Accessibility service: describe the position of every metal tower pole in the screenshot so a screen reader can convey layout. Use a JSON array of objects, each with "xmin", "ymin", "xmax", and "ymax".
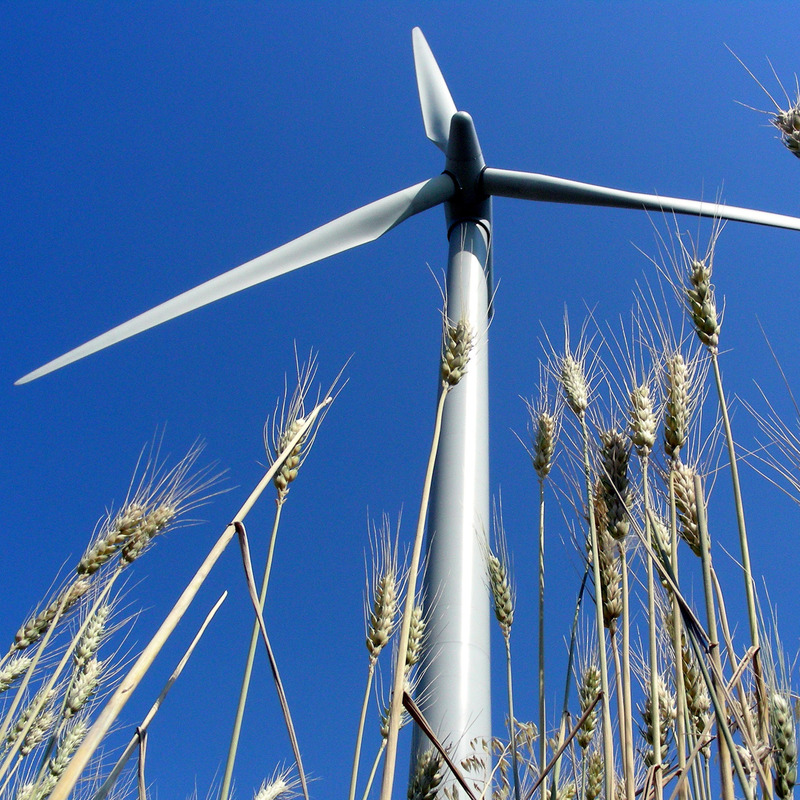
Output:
[
  {"xmin": 412, "ymin": 110, "xmax": 493, "ymax": 786},
  {"xmin": 413, "ymin": 218, "xmax": 492, "ymax": 781}
]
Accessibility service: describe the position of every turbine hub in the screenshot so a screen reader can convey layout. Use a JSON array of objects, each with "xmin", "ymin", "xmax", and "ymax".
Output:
[{"xmin": 444, "ymin": 111, "xmax": 490, "ymax": 236}]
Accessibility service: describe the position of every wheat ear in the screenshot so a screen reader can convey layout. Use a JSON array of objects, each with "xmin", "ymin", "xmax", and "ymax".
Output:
[
  {"xmin": 577, "ymin": 664, "xmax": 601, "ymax": 751},
  {"xmin": 349, "ymin": 519, "xmax": 400, "ymax": 800},
  {"xmin": 0, "ymin": 658, "xmax": 32, "ymax": 695},
  {"xmin": 253, "ymin": 766, "xmax": 302, "ymax": 800},
  {"xmin": 639, "ymin": 675, "xmax": 676, "ymax": 768},
  {"xmin": 408, "ymin": 748, "xmax": 444, "ymax": 800}
]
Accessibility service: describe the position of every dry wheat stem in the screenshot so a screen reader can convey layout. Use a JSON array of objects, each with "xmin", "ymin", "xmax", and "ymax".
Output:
[
  {"xmin": 550, "ymin": 571, "xmax": 588, "ymax": 800},
  {"xmin": 619, "ymin": 548, "xmax": 635, "ymax": 800},
  {"xmin": 660, "ymin": 481, "xmax": 753, "ymax": 800},
  {"xmin": 219, "ymin": 499, "xmax": 286, "ymax": 800},
  {"xmin": 93, "ymin": 591, "xmax": 227, "ymax": 800},
  {"xmin": 537, "ymin": 478, "xmax": 547, "ymax": 799},
  {"xmin": 665, "ymin": 597, "xmax": 763, "ymax": 799},
  {"xmin": 610, "ymin": 631, "xmax": 627, "ymax": 784},
  {"xmin": 666, "ymin": 470, "xmax": 688, "ymax": 800},
  {"xmin": 359, "ymin": 739, "xmax": 387, "ymax": 800},
  {"xmin": 402, "ymin": 692, "xmax": 479, "ymax": 800},
  {"xmin": 48, "ymin": 399, "xmax": 328, "ymax": 800},
  {"xmin": 349, "ymin": 664, "xmax": 379, "ymax": 800},
  {"xmin": 234, "ymin": 521, "xmax": 309, "ymax": 800},
  {"xmin": 710, "ymin": 571, "xmax": 763, "ymax": 780},
  {"xmin": 685, "ymin": 619, "xmax": 754, "ymax": 800},
  {"xmin": 715, "ymin": 642, "xmax": 771, "ymax": 795},
  {"xmin": 503, "ymin": 636, "xmax": 522, "ymax": 800},
  {"xmin": 693, "ymin": 469, "xmax": 734, "ymax": 798},
  {"xmin": 712, "ymin": 350, "xmax": 770, "ymax": 751},
  {"xmin": 379, "ymin": 385, "xmax": 449, "ymax": 800},
  {"xmin": 640, "ymin": 463, "xmax": 664, "ymax": 800},
  {"xmin": 710, "ymin": 354, "xmax": 760, "ymax": 647},
  {"xmin": 135, "ymin": 727, "xmax": 147, "ymax": 800},
  {"xmin": 578, "ymin": 416, "xmax": 615, "ymax": 800}
]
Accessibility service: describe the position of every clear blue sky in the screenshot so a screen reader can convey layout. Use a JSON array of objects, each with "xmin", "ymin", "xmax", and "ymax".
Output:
[{"xmin": 3, "ymin": 3, "xmax": 800, "ymax": 798}]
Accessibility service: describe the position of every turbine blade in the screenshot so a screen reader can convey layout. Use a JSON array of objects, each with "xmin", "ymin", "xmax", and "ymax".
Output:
[
  {"xmin": 482, "ymin": 168, "xmax": 800, "ymax": 231},
  {"xmin": 412, "ymin": 28, "xmax": 457, "ymax": 153},
  {"xmin": 17, "ymin": 173, "xmax": 455, "ymax": 384}
]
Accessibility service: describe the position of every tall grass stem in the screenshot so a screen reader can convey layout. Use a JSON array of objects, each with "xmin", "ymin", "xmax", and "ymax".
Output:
[
  {"xmin": 93, "ymin": 591, "xmax": 227, "ymax": 800},
  {"xmin": 693, "ymin": 473, "xmax": 734, "ymax": 800},
  {"xmin": 234, "ymin": 521, "xmax": 309, "ymax": 800},
  {"xmin": 668, "ymin": 470, "xmax": 688, "ymax": 800},
  {"xmin": 642, "ymin": 464, "xmax": 663, "ymax": 800},
  {"xmin": 579, "ymin": 416, "xmax": 614, "ymax": 800},
  {"xmin": 378, "ymin": 387, "xmax": 448, "ymax": 800},
  {"xmin": 537, "ymin": 478, "xmax": 547, "ymax": 799},
  {"xmin": 348, "ymin": 664, "xmax": 376, "ymax": 800},
  {"xmin": 219, "ymin": 500, "xmax": 285, "ymax": 800}
]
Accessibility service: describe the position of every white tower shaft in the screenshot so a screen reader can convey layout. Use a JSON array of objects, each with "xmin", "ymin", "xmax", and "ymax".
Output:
[{"xmin": 413, "ymin": 220, "xmax": 491, "ymax": 783}]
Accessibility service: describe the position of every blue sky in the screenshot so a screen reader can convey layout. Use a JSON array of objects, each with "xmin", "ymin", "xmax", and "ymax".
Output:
[{"xmin": 3, "ymin": 3, "xmax": 800, "ymax": 798}]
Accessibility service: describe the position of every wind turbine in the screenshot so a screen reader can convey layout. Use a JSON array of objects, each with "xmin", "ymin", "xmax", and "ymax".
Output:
[{"xmin": 16, "ymin": 26, "xmax": 800, "ymax": 788}]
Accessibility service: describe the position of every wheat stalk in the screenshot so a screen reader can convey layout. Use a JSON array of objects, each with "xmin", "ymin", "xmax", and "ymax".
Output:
[
  {"xmin": 379, "ymin": 306, "xmax": 474, "ymax": 800},
  {"xmin": 554, "ymin": 317, "xmax": 614, "ymax": 800}
]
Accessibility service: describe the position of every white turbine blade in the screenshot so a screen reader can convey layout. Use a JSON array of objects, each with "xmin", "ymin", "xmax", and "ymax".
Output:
[
  {"xmin": 17, "ymin": 173, "xmax": 455, "ymax": 385},
  {"xmin": 483, "ymin": 168, "xmax": 800, "ymax": 231},
  {"xmin": 412, "ymin": 27, "xmax": 457, "ymax": 153}
]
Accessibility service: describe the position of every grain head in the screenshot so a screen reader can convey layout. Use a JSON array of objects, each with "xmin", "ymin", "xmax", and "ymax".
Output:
[
  {"xmin": 671, "ymin": 461, "xmax": 702, "ymax": 557},
  {"xmin": 254, "ymin": 766, "xmax": 301, "ymax": 800},
  {"xmin": 441, "ymin": 318, "xmax": 475, "ymax": 388},
  {"xmin": 629, "ymin": 380, "xmax": 657, "ymax": 459},
  {"xmin": 599, "ymin": 428, "xmax": 632, "ymax": 541},
  {"xmin": 408, "ymin": 748, "xmax": 444, "ymax": 800}
]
